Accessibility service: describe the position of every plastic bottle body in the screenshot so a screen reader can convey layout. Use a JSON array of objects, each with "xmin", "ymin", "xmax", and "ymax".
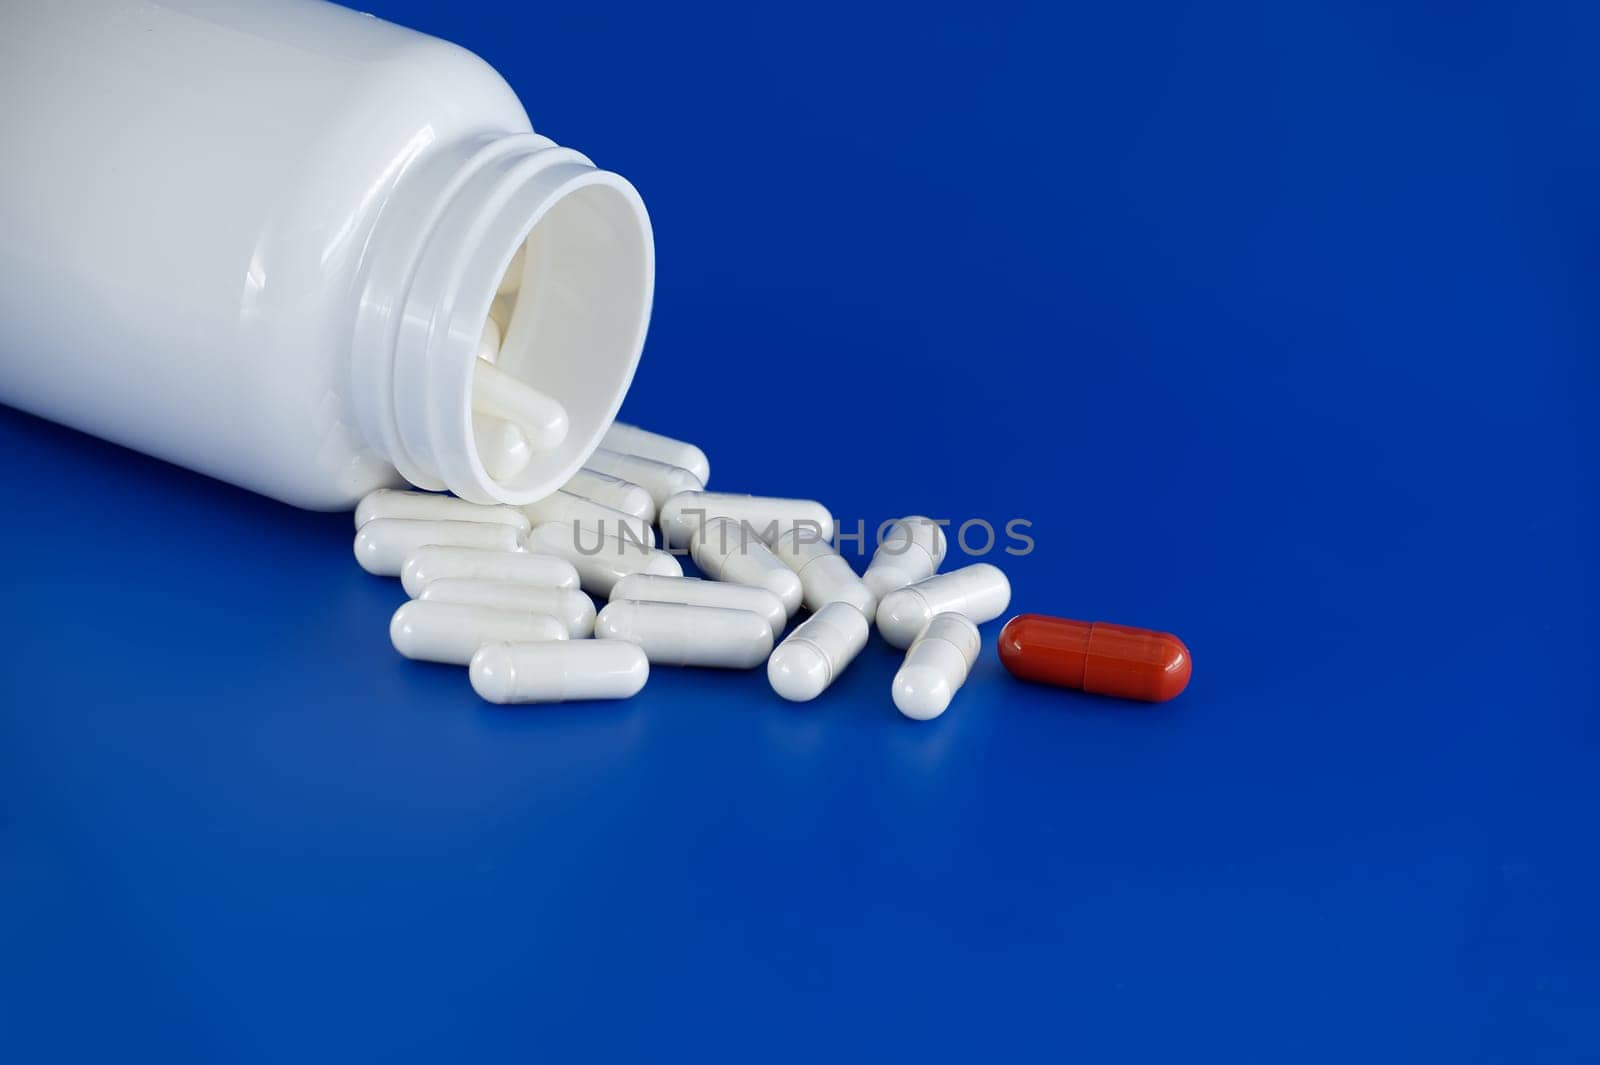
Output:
[{"xmin": 0, "ymin": 0, "xmax": 652, "ymax": 509}]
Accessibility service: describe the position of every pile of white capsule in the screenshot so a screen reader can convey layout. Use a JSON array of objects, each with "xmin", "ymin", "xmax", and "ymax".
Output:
[{"xmin": 353, "ymin": 422, "xmax": 1011, "ymax": 720}]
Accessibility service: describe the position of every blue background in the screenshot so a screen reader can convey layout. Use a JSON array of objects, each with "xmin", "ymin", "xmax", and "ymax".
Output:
[{"xmin": 2, "ymin": 1, "xmax": 1596, "ymax": 1061}]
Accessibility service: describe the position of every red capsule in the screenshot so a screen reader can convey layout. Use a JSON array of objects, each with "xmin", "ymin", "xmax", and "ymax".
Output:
[{"xmin": 998, "ymin": 614, "xmax": 1192, "ymax": 703}]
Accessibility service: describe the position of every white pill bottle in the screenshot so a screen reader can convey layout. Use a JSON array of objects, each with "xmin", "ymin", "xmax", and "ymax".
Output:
[{"xmin": 0, "ymin": 0, "xmax": 653, "ymax": 509}]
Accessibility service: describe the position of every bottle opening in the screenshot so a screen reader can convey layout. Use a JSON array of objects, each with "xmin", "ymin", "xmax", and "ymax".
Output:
[
  {"xmin": 362, "ymin": 138, "xmax": 654, "ymax": 507},
  {"xmin": 472, "ymin": 179, "xmax": 652, "ymax": 499}
]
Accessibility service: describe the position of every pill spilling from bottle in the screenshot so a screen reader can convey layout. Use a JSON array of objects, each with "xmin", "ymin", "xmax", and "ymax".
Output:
[
  {"xmin": 352, "ymin": 417, "xmax": 1192, "ymax": 714},
  {"xmin": 4, "ymin": 0, "xmax": 1199, "ymax": 722}
]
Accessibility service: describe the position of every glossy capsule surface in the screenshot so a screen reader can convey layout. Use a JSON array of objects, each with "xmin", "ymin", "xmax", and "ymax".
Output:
[
  {"xmin": 419, "ymin": 578, "xmax": 597, "ymax": 637},
  {"xmin": 875, "ymin": 563, "xmax": 1011, "ymax": 649},
  {"xmin": 473, "ymin": 413, "xmax": 533, "ymax": 482},
  {"xmin": 600, "ymin": 422, "xmax": 711, "ymax": 486},
  {"xmin": 353, "ymin": 488, "xmax": 530, "ymax": 532},
  {"xmin": 471, "ymin": 359, "xmax": 570, "ymax": 453},
  {"xmin": 893, "ymin": 613, "xmax": 980, "ymax": 721},
  {"xmin": 609, "ymin": 573, "xmax": 788, "ymax": 640},
  {"xmin": 470, "ymin": 640, "xmax": 649, "ymax": 705},
  {"xmin": 658, "ymin": 491, "xmax": 833, "ymax": 549},
  {"xmin": 771, "ymin": 528, "xmax": 876, "ymax": 618},
  {"xmin": 998, "ymin": 614, "xmax": 1192, "ymax": 703},
  {"xmin": 354, "ymin": 518, "xmax": 523, "ymax": 577},
  {"xmin": 561, "ymin": 468, "xmax": 657, "ymax": 522},
  {"xmin": 522, "ymin": 490, "xmax": 656, "ymax": 547},
  {"xmin": 595, "ymin": 601, "xmax": 773, "ymax": 669},
  {"xmin": 767, "ymin": 602, "xmax": 869, "ymax": 702},
  {"xmin": 399, "ymin": 545, "xmax": 579, "ymax": 598},
  {"xmin": 524, "ymin": 521, "xmax": 682, "ymax": 597},
  {"xmin": 863, "ymin": 516, "xmax": 947, "ymax": 598},
  {"xmin": 389, "ymin": 601, "xmax": 567, "ymax": 665},
  {"xmin": 584, "ymin": 447, "xmax": 704, "ymax": 508},
  {"xmin": 689, "ymin": 517, "xmax": 804, "ymax": 617}
]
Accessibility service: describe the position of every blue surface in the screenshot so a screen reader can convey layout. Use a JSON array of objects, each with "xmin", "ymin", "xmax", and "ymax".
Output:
[{"xmin": 3, "ymin": 2, "xmax": 1597, "ymax": 1061}]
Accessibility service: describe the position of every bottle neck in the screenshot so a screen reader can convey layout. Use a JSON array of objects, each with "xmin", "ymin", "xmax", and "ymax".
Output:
[{"xmin": 352, "ymin": 133, "xmax": 653, "ymax": 504}]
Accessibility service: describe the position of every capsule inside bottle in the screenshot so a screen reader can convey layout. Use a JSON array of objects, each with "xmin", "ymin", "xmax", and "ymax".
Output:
[{"xmin": 998, "ymin": 614, "xmax": 1192, "ymax": 703}]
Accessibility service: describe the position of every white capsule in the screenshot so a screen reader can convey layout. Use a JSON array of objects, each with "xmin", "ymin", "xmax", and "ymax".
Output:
[
  {"xmin": 771, "ymin": 529, "xmax": 877, "ymax": 618},
  {"xmin": 354, "ymin": 518, "xmax": 522, "ymax": 577},
  {"xmin": 658, "ymin": 491, "xmax": 833, "ymax": 549},
  {"xmin": 562, "ymin": 468, "xmax": 658, "ymax": 522},
  {"xmin": 600, "ymin": 422, "xmax": 711, "ymax": 486},
  {"xmin": 875, "ymin": 563, "xmax": 1012, "ymax": 649},
  {"xmin": 892, "ymin": 614, "xmax": 981, "ymax": 721},
  {"xmin": 472, "ymin": 360, "xmax": 569, "ymax": 453},
  {"xmin": 419, "ymin": 578, "xmax": 596, "ymax": 638},
  {"xmin": 862, "ymin": 516, "xmax": 948, "ymax": 599},
  {"xmin": 389, "ymin": 600, "xmax": 567, "ymax": 666},
  {"xmin": 399, "ymin": 545, "xmax": 579, "ymax": 598},
  {"xmin": 524, "ymin": 521, "xmax": 682, "ymax": 597},
  {"xmin": 583, "ymin": 447, "xmax": 704, "ymax": 508},
  {"xmin": 470, "ymin": 640, "xmax": 649, "ymax": 704},
  {"xmin": 609, "ymin": 574, "xmax": 788, "ymax": 640},
  {"xmin": 353, "ymin": 488, "xmax": 530, "ymax": 533},
  {"xmin": 521, "ymin": 490, "xmax": 656, "ymax": 547},
  {"xmin": 473, "ymin": 413, "xmax": 532, "ymax": 481},
  {"xmin": 767, "ymin": 602, "xmax": 870, "ymax": 702},
  {"xmin": 689, "ymin": 517, "xmax": 804, "ymax": 617},
  {"xmin": 595, "ymin": 601, "xmax": 773, "ymax": 669}
]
